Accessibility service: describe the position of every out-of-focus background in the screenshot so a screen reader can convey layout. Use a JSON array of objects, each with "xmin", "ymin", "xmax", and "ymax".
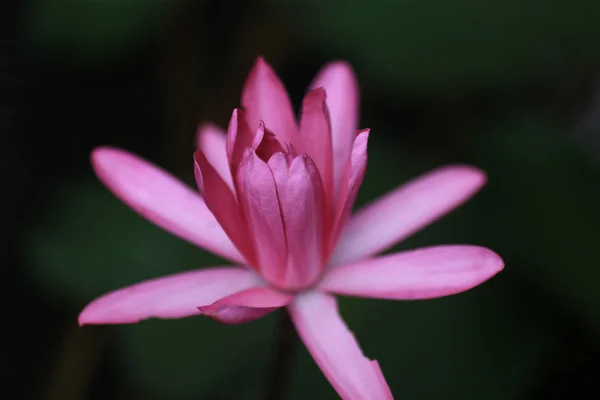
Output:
[{"xmin": 4, "ymin": 0, "xmax": 600, "ymax": 399}]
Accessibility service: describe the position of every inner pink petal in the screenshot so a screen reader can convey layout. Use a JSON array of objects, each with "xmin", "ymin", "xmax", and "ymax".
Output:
[
  {"xmin": 309, "ymin": 61, "xmax": 359, "ymax": 201},
  {"xmin": 298, "ymin": 88, "xmax": 334, "ymax": 203},
  {"xmin": 235, "ymin": 151, "xmax": 287, "ymax": 286},
  {"xmin": 194, "ymin": 151, "xmax": 256, "ymax": 265},
  {"xmin": 241, "ymin": 57, "xmax": 297, "ymax": 144}
]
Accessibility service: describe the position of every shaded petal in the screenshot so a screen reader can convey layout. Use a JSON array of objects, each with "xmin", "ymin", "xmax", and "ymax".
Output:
[
  {"xmin": 299, "ymin": 88, "xmax": 334, "ymax": 202},
  {"xmin": 241, "ymin": 57, "xmax": 297, "ymax": 144},
  {"xmin": 310, "ymin": 62, "xmax": 359, "ymax": 199},
  {"xmin": 196, "ymin": 123, "xmax": 233, "ymax": 189},
  {"xmin": 331, "ymin": 165, "xmax": 486, "ymax": 266},
  {"xmin": 79, "ymin": 267, "xmax": 260, "ymax": 325},
  {"xmin": 321, "ymin": 245, "xmax": 503, "ymax": 300},
  {"xmin": 91, "ymin": 147, "xmax": 243, "ymax": 263},
  {"xmin": 199, "ymin": 287, "xmax": 292, "ymax": 324},
  {"xmin": 194, "ymin": 151, "xmax": 256, "ymax": 265},
  {"xmin": 255, "ymin": 123, "xmax": 284, "ymax": 161},
  {"xmin": 281, "ymin": 155, "xmax": 326, "ymax": 289},
  {"xmin": 236, "ymin": 150, "xmax": 287, "ymax": 286},
  {"xmin": 288, "ymin": 292, "xmax": 393, "ymax": 400}
]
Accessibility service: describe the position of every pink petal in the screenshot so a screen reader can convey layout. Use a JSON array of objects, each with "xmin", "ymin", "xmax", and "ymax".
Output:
[
  {"xmin": 235, "ymin": 150, "xmax": 287, "ymax": 286},
  {"xmin": 255, "ymin": 123, "xmax": 284, "ymax": 161},
  {"xmin": 321, "ymin": 245, "xmax": 503, "ymax": 300},
  {"xmin": 91, "ymin": 147, "xmax": 243, "ymax": 263},
  {"xmin": 331, "ymin": 129, "xmax": 369, "ymax": 250},
  {"xmin": 310, "ymin": 62, "xmax": 359, "ymax": 199},
  {"xmin": 225, "ymin": 109, "xmax": 255, "ymax": 176},
  {"xmin": 299, "ymin": 88, "xmax": 334, "ymax": 202},
  {"xmin": 199, "ymin": 287, "xmax": 293, "ymax": 324},
  {"xmin": 195, "ymin": 123, "xmax": 233, "ymax": 189},
  {"xmin": 241, "ymin": 57, "xmax": 297, "ymax": 144},
  {"xmin": 78, "ymin": 267, "xmax": 261, "ymax": 325},
  {"xmin": 331, "ymin": 165, "xmax": 487, "ymax": 266},
  {"xmin": 281, "ymin": 155, "xmax": 326, "ymax": 289},
  {"xmin": 194, "ymin": 151, "xmax": 256, "ymax": 265},
  {"xmin": 288, "ymin": 292, "xmax": 393, "ymax": 400}
]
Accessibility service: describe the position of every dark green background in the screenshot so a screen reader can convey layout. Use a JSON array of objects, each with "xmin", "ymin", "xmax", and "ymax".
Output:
[{"xmin": 4, "ymin": 0, "xmax": 599, "ymax": 399}]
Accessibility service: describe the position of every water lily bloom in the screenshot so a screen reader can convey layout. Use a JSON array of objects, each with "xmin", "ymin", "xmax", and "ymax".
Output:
[{"xmin": 79, "ymin": 57, "xmax": 503, "ymax": 399}]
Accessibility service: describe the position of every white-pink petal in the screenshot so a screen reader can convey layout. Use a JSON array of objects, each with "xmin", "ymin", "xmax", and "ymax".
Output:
[
  {"xmin": 91, "ymin": 147, "xmax": 243, "ymax": 264},
  {"xmin": 196, "ymin": 123, "xmax": 233, "ymax": 189},
  {"xmin": 199, "ymin": 287, "xmax": 293, "ymax": 324},
  {"xmin": 78, "ymin": 267, "xmax": 261, "ymax": 325},
  {"xmin": 321, "ymin": 245, "xmax": 503, "ymax": 300},
  {"xmin": 288, "ymin": 292, "xmax": 393, "ymax": 400},
  {"xmin": 309, "ymin": 61, "xmax": 359, "ymax": 199},
  {"xmin": 331, "ymin": 165, "xmax": 486, "ymax": 266}
]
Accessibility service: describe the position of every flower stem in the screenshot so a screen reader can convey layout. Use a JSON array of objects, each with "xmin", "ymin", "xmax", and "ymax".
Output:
[{"xmin": 264, "ymin": 309, "xmax": 297, "ymax": 400}]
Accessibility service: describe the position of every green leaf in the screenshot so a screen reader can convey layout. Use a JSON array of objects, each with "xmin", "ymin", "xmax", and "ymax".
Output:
[
  {"xmin": 291, "ymin": 0, "xmax": 600, "ymax": 91},
  {"xmin": 24, "ymin": 177, "xmax": 219, "ymax": 304}
]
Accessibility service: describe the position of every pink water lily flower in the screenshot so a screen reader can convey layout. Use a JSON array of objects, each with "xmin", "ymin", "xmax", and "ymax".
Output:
[{"xmin": 79, "ymin": 57, "xmax": 503, "ymax": 399}]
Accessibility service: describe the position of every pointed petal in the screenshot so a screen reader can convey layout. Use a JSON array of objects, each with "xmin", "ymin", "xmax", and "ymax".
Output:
[
  {"xmin": 78, "ymin": 267, "xmax": 260, "ymax": 325},
  {"xmin": 194, "ymin": 151, "xmax": 256, "ymax": 265},
  {"xmin": 331, "ymin": 129, "xmax": 369, "ymax": 249},
  {"xmin": 280, "ymin": 155, "xmax": 326, "ymax": 289},
  {"xmin": 299, "ymin": 88, "xmax": 334, "ymax": 201},
  {"xmin": 241, "ymin": 57, "xmax": 297, "ymax": 144},
  {"xmin": 199, "ymin": 287, "xmax": 293, "ymax": 324},
  {"xmin": 321, "ymin": 245, "xmax": 503, "ymax": 300},
  {"xmin": 225, "ymin": 109, "xmax": 255, "ymax": 172},
  {"xmin": 310, "ymin": 62, "xmax": 359, "ymax": 198},
  {"xmin": 288, "ymin": 292, "xmax": 393, "ymax": 400},
  {"xmin": 236, "ymin": 151, "xmax": 287, "ymax": 286},
  {"xmin": 331, "ymin": 165, "xmax": 487, "ymax": 266},
  {"xmin": 196, "ymin": 123, "xmax": 233, "ymax": 189},
  {"xmin": 91, "ymin": 147, "xmax": 243, "ymax": 263}
]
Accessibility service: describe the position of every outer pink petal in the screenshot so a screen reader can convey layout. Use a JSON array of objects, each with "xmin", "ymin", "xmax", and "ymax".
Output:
[
  {"xmin": 299, "ymin": 88, "xmax": 334, "ymax": 202},
  {"xmin": 91, "ymin": 147, "xmax": 243, "ymax": 264},
  {"xmin": 321, "ymin": 245, "xmax": 503, "ymax": 300},
  {"xmin": 241, "ymin": 57, "xmax": 297, "ymax": 144},
  {"xmin": 236, "ymin": 150, "xmax": 287, "ymax": 286},
  {"xmin": 199, "ymin": 287, "xmax": 293, "ymax": 324},
  {"xmin": 194, "ymin": 151, "xmax": 256, "ymax": 265},
  {"xmin": 196, "ymin": 123, "xmax": 233, "ymax": 189},
  {"xmin": 310, "ymin": 61, "xmax": 359, "ymax": 199},
  {"xmin": 331, "ymin": 165, "xmax": 487, "ymax": 266},
  {"xmin": 281, "ymin": 155, "xmax": 326, "ymax": 289},
  {"xmin": 288, "ymin": 292, "xmax": 393, "ymax": 400},
  {"xmin": 78, "ymin": 267, "xmax": 261, "ymax": 325}
]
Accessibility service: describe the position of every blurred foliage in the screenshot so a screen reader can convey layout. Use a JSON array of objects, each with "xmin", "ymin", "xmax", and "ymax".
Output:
[
  {"xmin": 293, "ymin": 0, "xmax": 600, "ymax": 90},
  {"xmin": 26, "ymin": 0, "xmax": 169, "ymax": 61},
  {"xmin": 8, "ymin": 0, "xmax": 600, "ymax": 398},
  {"xmin": 470, "ymin": 113, "xmax": 600, "ymax": 331}
]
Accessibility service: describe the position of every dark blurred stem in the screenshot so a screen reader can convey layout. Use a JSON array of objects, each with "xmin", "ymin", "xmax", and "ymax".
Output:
[{"xmin": 264, "ymin": 310, "xmax": 297, "ymax": 400}]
